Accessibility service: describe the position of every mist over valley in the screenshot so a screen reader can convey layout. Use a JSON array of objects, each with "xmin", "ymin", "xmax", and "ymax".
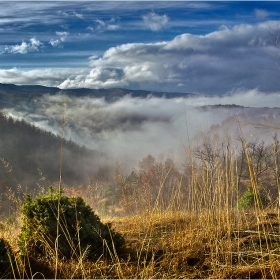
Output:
[{"xmin": 0, "ymin": 84, "xmax": 279, "ymax": 185}]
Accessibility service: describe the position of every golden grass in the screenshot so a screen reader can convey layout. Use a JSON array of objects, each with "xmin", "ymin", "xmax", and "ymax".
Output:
[
  {"xmin": 2, "ymin": 207, "xmax": 280, "ymax": 279},
  {"xmin": 1, "ymin": 133, "xmax": 280, "ymax": 278}
]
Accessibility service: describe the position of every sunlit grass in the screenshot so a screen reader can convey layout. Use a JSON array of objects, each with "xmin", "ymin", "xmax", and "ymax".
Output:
[{"xmin": 1, "ymin": 132, "xmax": 280, "ymax": 279}]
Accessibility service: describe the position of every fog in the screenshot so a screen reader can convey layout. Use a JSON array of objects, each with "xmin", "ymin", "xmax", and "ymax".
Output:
[{"xmin": 3, "ymin": 89, "xmax": 280, "ymax": 170}]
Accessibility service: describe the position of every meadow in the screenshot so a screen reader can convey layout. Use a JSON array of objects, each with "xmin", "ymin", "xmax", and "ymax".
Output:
[{"xmin": 1, "ymin": 130, "xmax": 280, "ymax": 279}]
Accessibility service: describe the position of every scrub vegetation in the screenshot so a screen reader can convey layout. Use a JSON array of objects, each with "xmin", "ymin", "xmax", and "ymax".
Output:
[{"xmin": 1, "ymin": 124, "xmax": 280, "ymax": 279}]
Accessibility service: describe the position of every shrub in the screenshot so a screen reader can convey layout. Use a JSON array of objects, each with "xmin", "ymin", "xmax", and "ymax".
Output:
[
  {"xmin": 18, "ymin": 189, "xmax": 125, "ymax": 260},
  {"xmin": 237, "ymin": 187, "xmax": 269, "ymax": 209}
]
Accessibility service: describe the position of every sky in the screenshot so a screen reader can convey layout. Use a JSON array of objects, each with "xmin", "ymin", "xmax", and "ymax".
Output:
[{"xmin": 1, "ymin": 1, "xmax": 280, "ymax": 95}]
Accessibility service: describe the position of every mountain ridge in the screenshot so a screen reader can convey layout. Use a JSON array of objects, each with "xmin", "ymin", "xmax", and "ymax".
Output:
[{"xmin": 0, "ymin": 83, "xmax": 195, "ymax": 101}]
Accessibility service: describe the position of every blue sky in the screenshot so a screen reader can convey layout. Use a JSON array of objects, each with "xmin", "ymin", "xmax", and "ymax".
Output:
[{"xmin": 1, "ymin": 1, "xmax": 280, "ymax": 95}]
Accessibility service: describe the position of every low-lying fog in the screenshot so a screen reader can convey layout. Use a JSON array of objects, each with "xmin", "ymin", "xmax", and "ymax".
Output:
[{"xmin": 3, "ymin": 88, "xmax": 280, "ymax": 170}]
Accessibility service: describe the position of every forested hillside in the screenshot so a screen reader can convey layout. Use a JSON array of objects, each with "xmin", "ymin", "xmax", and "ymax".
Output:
[{"xmin": 0, "ymin": 112, "xmax": 104, "ymax": 214}]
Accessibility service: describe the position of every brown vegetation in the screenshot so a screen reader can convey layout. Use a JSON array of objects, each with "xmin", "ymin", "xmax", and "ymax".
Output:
[{"xmin": 1, "ymin": 133, "xmax": 280, "ymax": 279}]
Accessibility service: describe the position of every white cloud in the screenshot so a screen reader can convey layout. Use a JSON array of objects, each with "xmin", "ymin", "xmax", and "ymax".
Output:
[
  {"xmin": 58, "ymin": 10, "xmax": 84, "ymax": 19},
  {"xmin": 142, "ymin": 12, "xmax": 169, "ymax": 31},
  {"xmin": 73, "ymin": 11, "xmax": 83, "ymax": 19},
  {"xmin": 4, "ymin": 38, "xmax": 43, "ymax": 54},
  {"xmin": 83, "ymin": 21, "xmax": 280, "ymax": 94},
  {"xmin": 255, "ymin": 9, "xmax": 269, "ymax": 19},
  {"xmin": 49, "ymin": 39, "xmax": 61, "ymax": 48},
  {"xmin": 49, "ymin": 31, "xmax": 70, "ymax": 48},
  {"xmin": 56, "ymin": 31, "xmax": 69, "ymax": 42},
  {"xmin": 59, "ymin": 68, "xmax": 128, "ymax": 89},
  {"xmin": 87, "ymin": 18, "xmax": 119, "ymax": 33},
  {"xmin": 0, "ymin": 68, "xmax": 82, "ymax": 87},
  {"xmin": 86, "ymin": 26, "xmax": 94, "ymax": 32},
  {"xmin": 95, "ymin": 19, "xmax": 107, "ymax": 31},
  {"xmin": 1, "ymin": 21, "xmax": 280, "ymax": 95}
]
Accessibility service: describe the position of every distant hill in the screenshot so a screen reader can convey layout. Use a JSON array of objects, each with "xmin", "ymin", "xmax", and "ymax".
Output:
[
  {"xmin": 0, "ymin": 83, "xmax": 195, "ymax": 103},
  {"xmin": 195, "ymin": 105, "xmax": 280, "ymax": 148},
  {"xmin": 0, "ymin": 83, "xmax": 59, "ymax": 95}
]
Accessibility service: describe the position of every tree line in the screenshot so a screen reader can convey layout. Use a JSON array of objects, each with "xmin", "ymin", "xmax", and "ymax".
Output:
[{"xmin": 66, "ymin": 135, "xmax": 280, "ymax": 216}]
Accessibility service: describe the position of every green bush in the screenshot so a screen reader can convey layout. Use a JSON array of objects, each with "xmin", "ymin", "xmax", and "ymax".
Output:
[
  {"xmin": 18, "ymin": 189, "xmax": 125, "ymax": 260},
  {"xmin": 237, "ymin": 187, "xmax": 269, "ymax": 209}
]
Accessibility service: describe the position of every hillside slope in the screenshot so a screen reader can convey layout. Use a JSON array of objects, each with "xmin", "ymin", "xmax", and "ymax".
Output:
[{"xmin": 0, "ymin": 112, "xmax": 104, "ymax": 214}]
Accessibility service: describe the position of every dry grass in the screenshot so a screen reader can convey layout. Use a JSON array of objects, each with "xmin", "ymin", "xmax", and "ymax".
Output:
[
  {"xmin": 113, "ymin": 209, "xmax": 280, "ymax": 279},
  {"xmin": 1, "ymin": 133, "xmax": 280, "ymax": 279},
  {"xmin": 2, "ymin": 208, "xmax": 280, "ymax": 279}
]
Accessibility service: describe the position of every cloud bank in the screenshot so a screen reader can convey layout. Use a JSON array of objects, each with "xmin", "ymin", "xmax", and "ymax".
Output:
[
  {"xmin": 1, "ymin": 21, "xmax": 280, "ymax": 95},
  {"xmin": 4, "ymin": 90, "xmax": 280, "ymax": 170}
]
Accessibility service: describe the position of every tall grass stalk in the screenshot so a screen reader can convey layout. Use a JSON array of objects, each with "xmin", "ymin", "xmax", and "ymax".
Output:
[
  {"xmin": 55, "ymin": 99, "xmax": 67, "ymax": 279},
  {"xmin": 238, "ymin": 119, "xmax": 277, "ymax": 278}
]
